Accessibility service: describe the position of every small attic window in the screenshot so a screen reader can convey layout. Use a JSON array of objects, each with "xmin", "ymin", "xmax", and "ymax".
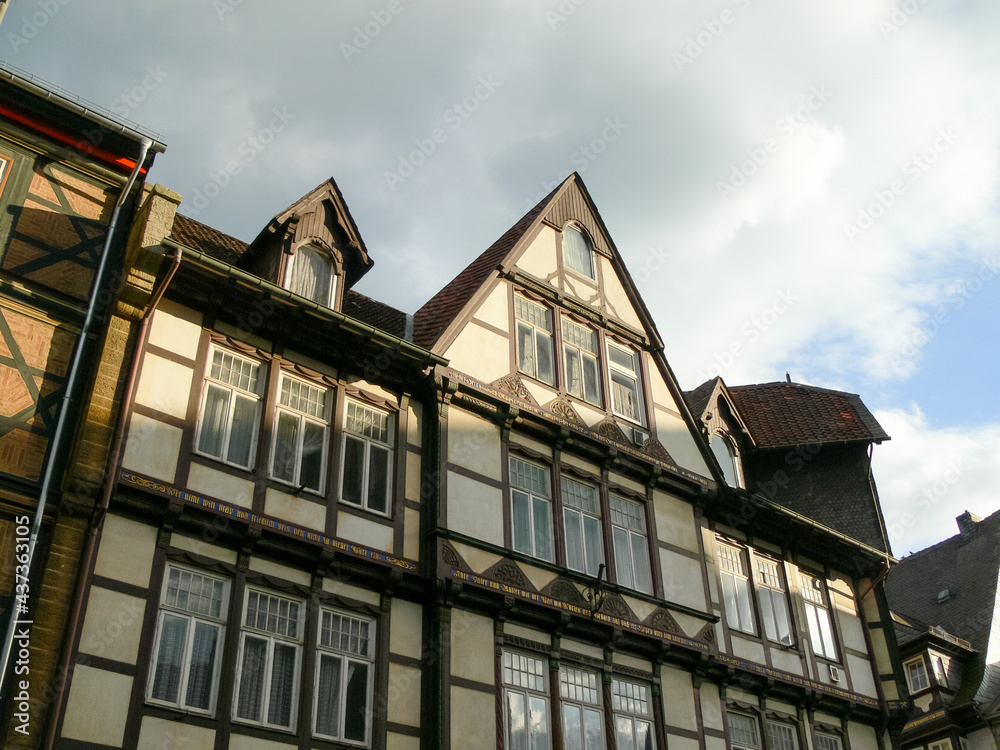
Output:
[
  {"xmin": 711, "ymin": 433, "xmax": 743, "ymax": 488},
  {"xmin": 286, "ymin": 245, "xmax": 337, "ymax": 307},
  {"xmin": 563, "ymin": 225, "xmax": 595, "ymax": 279},
  {"xmin": 937, "ymin": 588, "xmax": 952, "ymax": 603}
]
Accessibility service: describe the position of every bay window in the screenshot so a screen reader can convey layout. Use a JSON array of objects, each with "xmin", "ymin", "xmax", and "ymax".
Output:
[
  {"xmin": 502, "ymin": 651, "xmax": 551, "ymax": 750},
  {"xmin": 147, "ymin": 565, "xmax": 229, "ymax": 714},
  {"xmin": 271, "ymin": 374, "xmax": 330, "ymax": 493},
  {"xmin": 611, "ymin": 678, "xmax": 656, "ymax": 750},
  {"xmin": 196, "ymin": 347, "xmax": 262, "ymax": 469},
  {"xmin": 561, "ymin": 476, "xmax": 604, "ymax": 577},
  {"xmin": 607, "ymin": 342, "xmax": 644, "ymax": 424},
  {"xmin": 510, "ymin": 456, "xmax": 554, "ymax": 562},
  {"xmin": 559, "ymin": 665, "xmax": 604, "ymax": 750},
  {"xmin": 313, "ymin": 608, "xmax": 375, "ymax": 745},
  {"xmin": 562, "ymin": 318, "xmax": 602, "ymax": 406},
  {"xmin": 341, "ymin": 400, "xmax": 393, "ymax": 515},
  {"xmin": 801, "ymin": 572, "xmax": 838, "ymax": 660},
  {"xmin": 610, "ymin": 494, "xmax": 652, "ymax": 594},
  {"xmin": 515, "ymin": 296, "xmax": 555, "ymax": 385}
]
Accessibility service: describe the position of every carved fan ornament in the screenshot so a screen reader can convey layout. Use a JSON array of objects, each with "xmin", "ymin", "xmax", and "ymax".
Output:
[
  {"xmin": 495, "ymin": 375, "xmax": 535, "ymax": 404},
  {"xmin": 697, "ymin": 622, "xmax": 717, "ymax": 645},
  {"xmin": 441, "ymin": 542, "xmax": 464, "ymax": 571},
  {"xmin": 601, "ymin": 593, "xmax": 633, "ymax": 621},
  {"xmin": 642, "ymin": 437, "xmax": 676, "ymax": 466},
  {"xmin": 549, "ymin": 578, "xmax": 584, "ymax": 607},
  {"xmin": 548, "ymin": 398, "xmax": 582, "ymax": 425},
  {"xmin": 649, "ymin": 608, "xmax": 681, "ymax": 634},
  {"xmin": 490, "ymin": 560, "xmax": 533, "ymax": 590},
  {"xmin": 596, "ymin": 418, "xmax": 629, "ymax": 444}
]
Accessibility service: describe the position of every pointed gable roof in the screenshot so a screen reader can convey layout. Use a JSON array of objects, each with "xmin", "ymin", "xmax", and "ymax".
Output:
[{"xmin": 412, "ymin": 182, "xmax": 562, "ymax": 350}]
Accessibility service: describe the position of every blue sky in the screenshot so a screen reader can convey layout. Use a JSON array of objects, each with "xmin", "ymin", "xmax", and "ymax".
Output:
[{"xmin": 2, "ymin": 0, "xmax": 997, "ymax": 556}]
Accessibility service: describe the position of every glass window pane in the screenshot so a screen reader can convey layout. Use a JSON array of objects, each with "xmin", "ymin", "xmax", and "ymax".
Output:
[
  {"xmin": 507, "ymin": 691, "xmax": 528, "ymax": 750},
  {"xmin": 584, "ymin": 708, "xmax": 604, "ymax": 750},
  {"xmin": 759, "ymin": 588, "xmax": 777, "ymax": 641},
  {"xmin": 736, "ymin": 578, "xmax": 755, "ymax": 635},
  {"xmin": 512, "ymin": 490, "xmax": 533, "ymax": 555},
  {"xmin": 564, "ymin": 509, "xmax": 585, "ymax": 572},
  {"xmin": 268, "ymin": 642, "xmax": 297, "ymax": 727},
  {"xmin": 227, "ymin": 393, "xmax": 257, "ymax": 466},
  {"xmin": 518, "ymin": 323, "xmax": 535, "ymax": 376},
  {"xmin": 271, "ymin": 411, "xmax": 300, "ymax": 483},
  {"xmin": 236, "ymin": 636, "xmax": 268, "ymax": 721},
  {"xmin": 344, "ymin": 660, "xmax": 369, "ymax": 742},
  {"xmin": 564, "ymin": 227, "xmax": 594, "ymax": 278},
  {"xmin": 583, "ymin": 515, "xmax": 604, "ymax": 577},
  {"xmin": 300, "ymin": 420, "xmax": 326, "ymax": 491},
  {"xmin": 537, "ymin": 332, "xmax": 555, "ymax": 385},
  {"xmin": 772, "ymin": 592, "xmax": 792, "ymax": 645},
  {"xmin": 529, "ymin": 695, "xmax": 551, "ymax": 750},
  {"xmin": 614, "ymin": 526, "xmax": 633, "ymax": 588},
  {"xmin": 533, "ymin": 497, "xmax": 553, "ymax": 562},
  {"xmin": 563, "ymin": 704, "xmax": 583, "ymax": 750},
  {"xmin": 616, "ymin": 715, "xmax": 637, "ymax": 750},
  {"xmin": 630, "ymin": 533, "xmax": 653, "ymax": 594},
  {"xmin": 315, "ymin": 653, "xmax": 342, "ymax": 738},
  {"xmin": 151, "ymin": 614, "xmax": 188, "ymax": 703},
  {"xmin": 817, "ymin": 607, "xmax": 837, "ymax": 659},
  {"xmin": 721, "ymin": 573, "xmax": 740, "ymax": 630},
  {"xmin": 583, "ymin": 354, "xmax": 601, "ymax": 405},
  {"xmin": 184, "ymin": 621, "xmax": 219, "ymax": 711},
  {"xmin": 566, "ymin": 346, "xmax": 583, "ymax": 398},
  {"xmin": 198, "ymin": 385, "xmax": 229, "ymax": 458},
  {"xmin": 635, "ymin": 720, "xmax": 655, "ymax": 750},
  {"xmin": 367, "ymin": 445, "xmax": 390, "ymax": 513},
  {"xmin": 342, "ymin": 436, "xmax": 365, "ymax": 504}
]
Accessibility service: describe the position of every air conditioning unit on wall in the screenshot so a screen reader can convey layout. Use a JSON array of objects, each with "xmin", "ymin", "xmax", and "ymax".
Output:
[{"xmin": 829, "ymin": 665, "xmax": 842, "ymax": 684}]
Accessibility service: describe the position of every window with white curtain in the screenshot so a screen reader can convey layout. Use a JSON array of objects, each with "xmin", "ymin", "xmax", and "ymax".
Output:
[
  {"xmin": 561, "ymin": 476, "xmax": 604, "ymax": 577},
  {"xmin": 313, "ymin": 608, "xmax": 375, "ymax": 745},
  {"xmin": 340, "ymin": 400, "xmax": 393, "ymax": 515},
  {"xmin": 562, "ymin": 318, "xmax": 602, "ymax": 406},
  {"xmin": 233, "ymin": 588, "xmax": 303, "ymax": 730},
  {"xmin": 765, "ymin": 720, "xmax": 799, "ymax": 750},
  {"xmin": 727, "ymin": 712, "xmax": 761, "ymax": 750},
  {"xmin": 718, "ymin": 544, "xmax": 756, "ymax": 636},
  {"xmin": 509, "ymin": 456, "xmax": 554, "ymax": 562},
  {"xmin": 195, "ymin": 347, "xmax": 262, "ymax": 469},
  {"xmin": 515, "ymin": 296, "xmax": 555, "ymax": 385},
  {"xmin": 815, "ymin": 733, "xmax": 844, "ymax": 750},
  {"xmin": 287, "ymin": 245, "xmax": 336, "ymax": 307},
  {"xmin": 607, "ymin": 342, "xmax": 644, "ymax": 425},
  {"xmin": 270, "ymin": 374, "xmax": 330, "ymax": 493},
  {"xmin": 801, "ymin": 572, "xmax": 838, "ymax": 660},
  {"xmin": 502, "ymin": 651, "xmax": 551, "ymax": 750},
  {"xmin": 563, "ymin": 225, "xmax": 596, "ymax": 279},
  {"xmin": 612, "ymin": 678, "xmax": 657, "ymax": 750},
  {"xmin": 755, "ymin": 557, "xmax": 793, "ymax": 646},
  {"xmin": 610, "ymin": 494, "xmax": 652, "ymax": 594},
  {"xmin": 147, "ymin": 565, "xmax": 229, "ymax": 714},
  {"xmin": 559, "ymin": 665, "xmax": 605, "ymax": 750}
]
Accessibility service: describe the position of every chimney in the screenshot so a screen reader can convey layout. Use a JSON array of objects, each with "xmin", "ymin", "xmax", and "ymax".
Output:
[{"xmin": 956, "ymin": 511, "xmax": 982, "ymax": 540}]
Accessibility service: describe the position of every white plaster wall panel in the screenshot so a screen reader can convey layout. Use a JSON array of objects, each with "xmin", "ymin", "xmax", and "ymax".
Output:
[
  {"xmin": 447, "ymin": 471, "xmax": 504, "ymax": 547},
  {"xmin": 563, "ymin": 273, "xmax": 601, "ymax": 309},
  {"xmin": 451, "ymin": 609, "xmax": 494, "ymax": 681},
  {"xmin": 505, "ymin": 622, "xmax": 550, "ymax": 647},
  {"xmin": 705, "ymin": 738, "xmax": 729, "ymax": 750},
  {"xmin": 625, "ymin": 595, "xmax": 657, "ymax": 623},
  {"xmin": 473, "ymin": 282, "xmax": 511, "ymax": 333},
  {"xmin": 188, "ymin": 463, "xmax": 254, "ymax": 509},
  {"xmin": 137, "ymin": 716, "xmax": 216, "ymax": 750},
  {"xmin": 322, "ymin": 579, "xmax": 380, "ymax": 606},
  {"xmin": 453, "ymin": 541, "xmax": 502, "ymax": 574},
  {"xmin": 869, "ymin": 627, "xmax": 894, "ymax": 674},
  {"xmin": 599, "ymin": 256, "xmax": 644, "ymax": 330},
  {"xmin": 134, "ymin": 353, "xmax": 193, "ymax": 419},
  {"xmin": 451, "ymin": 686, "xmax": 496, "ymax": 748},
  {"xmin": 770, "ymin": 648, "xmax": 804, "ymax": 676},
  {"xmin": 668, "ymin": 736, "xmax": 701, "ymax": 750},
  {"xmin": 248, "ymin": 557, "xmax": 311, "ymax": 587},
  {"xmin": 264, "ymin": 488, "xmax": 326, "ymax": 531},
  {"xmin": 405, "ymin": 457, "xmax": 421, "ymax": 504},
  {"xmin": 653, "ymin": 408, "xmax": 711, "ymax": 477},
  {"xmin": 839, "ymin": 610, "xmax": 868, "ymax": 653},
  {"xmin": 169, "ymin": 533, "xmax": 238, "ymax": 565},
  {"xmin": 846, "ymin": 653, "xmax": 878, "ymax": 697},
  {"xmin": 509, "ymin": 432, "xmax": 553, "ymax": 458},
  {"xmin": 516, "ymin": 225, "xmax": 558, "ymax": 281},
  {"xmin": 609, "ymin": 472, "xmax": 645, "ymax": 495},
  {"xmin": 282, "ymin": 350, "xmax": 336, "ymax": 380},
  {"xmin": 847, "ymin": 721, "xmax": 879, "ymax": 750},
  {"xmin": 673, "ymin": 611, "xmax": 710, "ymax": 639},
  {"xmin": 390, "ymin": 599, "xmax": 423, "ymax": 660},
  {"xmin": 61, "ymin": 665, "xmax": 132, "ymax": 746},
  {"xmin": 387, "ymin": 663, "xmax": 422, "ymax": 727},
  {"xmin": 407, "ymin": 402, "xmax": 422, "ymax": 448},
  {"xmin": 387, "ymin": 734, "xmax": 421, "ymax": 750},
  {"xmin": 522, "ymin": 378, "xmax": 558, "ymax": 407},
  {"xmin": 122, "ymin": 413, "xmax": 182, "ymax": 482},
  {"xmin": 832, "ymin": 589, "xmax": 858, "ymax": 617},
  {"xmin": 337, "ymin": 511, "xmax": 394, "ymax": 552},
  {"xmin": 573, "ymin": 400, "xmax": 606, "ymax": 428},
  {"xmin": 560, "ymin": 452, "xmax": 601, "ymax": 476},
  {"xmin": 699, "ymin": 682, "xmax": 725, "ymax": 731},
  {"xmin": 731, "ymin": 635, "xmax": 767, "ymax": 664},
  {"xmin": 612, "ymin": 652, "xmax": 651, "ymax": 673},
  {"xmin": 652, "ymin": 490, "xmax": 699, "ymax": 552},
  {"xmin": 78, "ymin": 587, "xmax": 145, "ymax": 665},
  {"xmin": 646, "ymin": 355, "xmax": 682, "ymax": 413},
  {"xmin": 561, "ymin": 637, "xmax": 603, "ymax": 661},
  {"xmin": 661, "ymin": 666, "xmax": 698, "ymax": 732},
  {"xmin": 882, "ymin": 678, "xmax": 900, "ymax": 701},
  {"xmin": 214, "ymin": 321, "xmax": 270, "ymax": 352},
  {"xmin": 448, "ymin": 407, "xmax": 502, "ymax": 481},
  {"xmin": 228, "ymin": 734, "xmax": 297, "ymax": 750},
  {"xmin": 344, "ymin": 378, "xmax": 395, "ymax": 404},
  {"xmin": 519, "ymin": 562, "xmax": 558, "ymax": 592},
  {"xmin": 444, "ymin": 325, "xmax": 510, "ymax": 383},
  {"xmin": 148, "ymin": 300, "xmax": 202, "ymax": 360},
  {"xmin": 659, "ymin": 549, "xmax": 707, "ymax": 611},
  {"xmin": 94, "ymin": 514, "xmax": 157, "ymax": 588},
  {"xmin": 403, "ymin": 507, "xmax": 420, "ymax": 561}
]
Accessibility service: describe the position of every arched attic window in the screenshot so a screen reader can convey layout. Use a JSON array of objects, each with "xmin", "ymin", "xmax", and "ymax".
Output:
[
  {"xmin": 563, "ymin": 224, "xmax": 595, "ymax": 279},
  {"xmin": 711, "ymin": 433, "xmax": 743, "ymax": 488},
  {"xmin": 285, "ymin": 243, "xmax": 338, "ymax": 308}
]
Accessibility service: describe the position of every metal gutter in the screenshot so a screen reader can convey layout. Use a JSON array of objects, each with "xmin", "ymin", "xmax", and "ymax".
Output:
[{"xmin": 159, "ymin": 237, "xmax": 448, "ymax": 367}]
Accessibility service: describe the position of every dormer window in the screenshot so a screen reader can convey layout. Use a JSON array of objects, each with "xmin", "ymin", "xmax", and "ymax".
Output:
[
  {"xmin": 563, "ymin": 225, "xmax": 595, "ymax": 279},
  {"xmin": 286, "ymin": 245, "xmax": 337, "ymax": 307},
  {"xmin": 711, "ymin": 434, "xmax": 743, "ymax": 488}
]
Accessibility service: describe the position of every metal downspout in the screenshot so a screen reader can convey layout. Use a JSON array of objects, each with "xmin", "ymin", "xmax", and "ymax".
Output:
[
  {"xmin": 42, "ymin": 242, "xmax": 181, "ymax": 750},
  {"xmin": 0, "ymin": 137, "xmax": 152, "ymax": 702}
]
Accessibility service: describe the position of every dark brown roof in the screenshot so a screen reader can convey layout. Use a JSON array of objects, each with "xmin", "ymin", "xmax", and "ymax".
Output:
[
  {"xmin": 412, "ymin": 181, "xmax": 563, "ymax": 350},
  {"xmin": 169, "ymin": 213, "xmax": 248, "ymax": 264},
  {"xmin": 683, "ymin": 378, "xmax": 721, "ymax": 419},
  {"xmin": 728, "ymin": 382, "xmax": 889, "ymax": 448},
  {"xmin": 342, "ymin": 290, "xmax": 408, "ymax": 340}
]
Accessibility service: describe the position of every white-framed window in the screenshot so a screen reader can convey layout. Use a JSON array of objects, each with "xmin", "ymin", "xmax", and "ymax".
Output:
[
  {"xmin": 341, "ymin": 400, "xmax": 393, "ymax": 515},
  {"xmin": 195, "ymin": 347, "xmax": 262, "ymax": 469},
  {"xmin": 313, "ymin": 608, "xmax": 375, "ymax": 745},
  {"xmin": 612, "ymin": 678, "xmax": 657, "ymax": 750},
  {"xmin": 510, "ymin": 456, "xmax": 554, "ymax": 562},
  {"xmin": 270, "ymin": 374, "xmax": 330, "ymax": 493},
  {"xmin": 562, "ymin": 318, "xmax": 602, "ymax": 406},
  {"xmin": 610, "ymin": 494, "xmax": 652, "ymax": 594},
  {"xmin": 147, "ymin": 565, "xmax": 229, "ymax": 714},
  {"xmin": 286, "ymin": 245, "xmax": 337, "ymax": 307},
  {"xmin": 930, "ymin": 741, "xmax": 954, "ymax": 750},
  {"xmin": 755, "ymin": 557, "xmax": 792, "ymax": 646},
  {"xmin": 559, "ymin": 665, "xmax": 604, "ymax": 750},
  {"xmin": 815, "ymin": 733, "xmax": 844, "ymax": 750},
  {"xmin": 718, "ymin": 544, "xmax": 756, "ymax": 636},
  {"xmin": 711, "ymin": 434, "xmax": 742, "ymax": 488},
  {"xmin": 728, "ymin": 712, "xmax": 761, "ymax": 750},
  {"xmin": 801, "ymin": 572, "xmax": 838, "ymax": 660},
  {"xmin": 515, "ymin": 296, "xmax": 555, "ymax": 385},
  {"xmin": 502, "ymin": 651, "xmax": 551, "ymax": 750},
  {"xmin": 563, "ymin": 225, "xmax": 596, "ymax": 279},
  {"xmin": 766, "ymin": 720, "xmax": 799, "ymax": 750},
  {"xmin": 905, "ymin": 655, "xmax": 930, "ymax": 693},
  {"xmin": 561, "ymin": 476, "xmax": 604, "ymax": 577},
  {"xmin": 233, "ymin": 589, "xmax": 303, "ymax": 730},
  {"xmin": 607, "ymin": 342, "xmax": 644, "ymax": 425},
  {"xmin": 930, "ymin": 651, "xmax": 950, "ymax": 687}
]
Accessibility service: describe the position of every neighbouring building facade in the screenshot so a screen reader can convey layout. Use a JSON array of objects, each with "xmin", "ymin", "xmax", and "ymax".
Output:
[{"xmin": 886, "ymin": 510, "xmax": 1000, "ymax": 750}]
